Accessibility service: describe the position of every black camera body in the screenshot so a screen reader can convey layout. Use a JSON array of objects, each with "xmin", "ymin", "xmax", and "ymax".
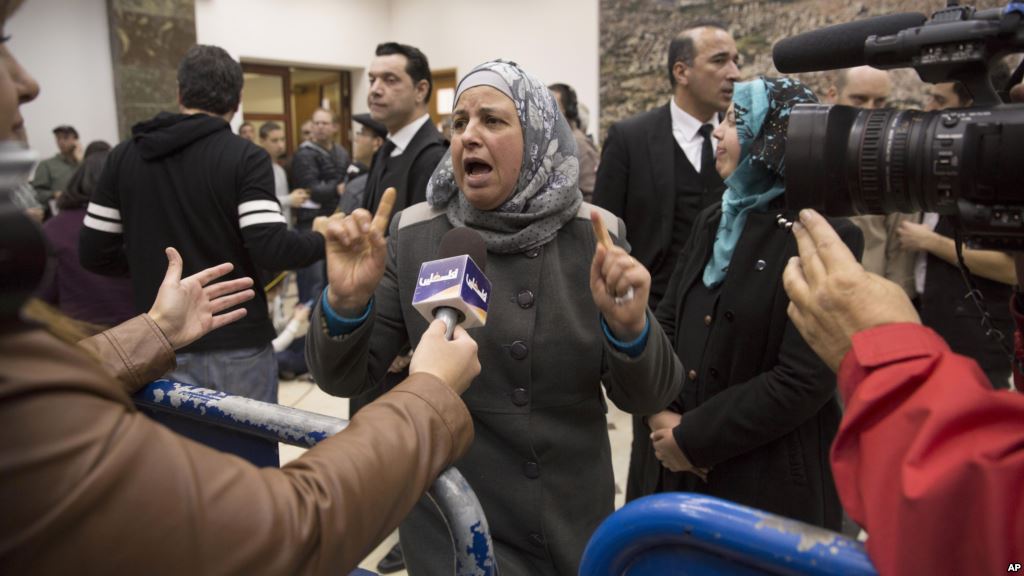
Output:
[{"xmin": 778, "ymin": 2, "xmax": 1024, "ymax": 249}]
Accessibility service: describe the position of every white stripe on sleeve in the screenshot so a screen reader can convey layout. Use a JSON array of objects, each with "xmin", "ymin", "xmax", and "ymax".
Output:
[
  {"xmin": 84, "ymin": 214, "xmax": 124, "ymax": 234},
  {"xmin": 86, "ymin": 202, "xmax": 121, "ymax": 221},
  {"xmin": 239, "ymin": 212, "xmax": 287, "ymax": 229},
  {"xmin": 238, "ymin": 199, "xmax": 282, "ymax": 216}
]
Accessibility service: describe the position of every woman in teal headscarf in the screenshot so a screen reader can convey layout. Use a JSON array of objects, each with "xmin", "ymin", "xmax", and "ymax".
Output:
[{"xmin": 606, "ymin": 77, "xmax": 863, "ymax": 529}]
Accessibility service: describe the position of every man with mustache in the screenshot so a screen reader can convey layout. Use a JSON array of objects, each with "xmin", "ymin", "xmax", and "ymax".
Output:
[{"xmin": 592, "ymin": 21, "xmax": 741, "ymax": 503}]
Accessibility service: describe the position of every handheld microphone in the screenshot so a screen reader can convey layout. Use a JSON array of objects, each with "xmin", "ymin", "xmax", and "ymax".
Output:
[
  {"xmin": 412, "ymin": 227, "xmax": 490, "ymax": 340},
  {"xmin": 773, "ymin": 12, "xmax": 927, "ymax": 73}
]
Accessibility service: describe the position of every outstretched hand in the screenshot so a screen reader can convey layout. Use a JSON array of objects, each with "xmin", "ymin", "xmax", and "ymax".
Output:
[
  {"xmin": 783, "ymin": 209, "xmax": 920, "ymax": 371},
  {"xmin": 590, "ymin": 210, "xmax": 650, "ymax": 341},
  {"xmin": 148, "ymin": 247, "xmax": 255, "ymax": 350},
  {"xmin": 324, "ymin": 187, "xmax": 396, "ymax": 315}
]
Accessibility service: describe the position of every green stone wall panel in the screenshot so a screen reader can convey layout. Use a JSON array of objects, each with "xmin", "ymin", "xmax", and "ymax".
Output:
[{"xmin": 107, "ymin": 0, "xmax": 196, "ymax": 140}]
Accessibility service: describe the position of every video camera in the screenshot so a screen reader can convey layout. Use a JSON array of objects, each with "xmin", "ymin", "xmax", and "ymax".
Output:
[{"xmin": 774, "ymin": 1, "xmax": 1024, "ymax": 250}]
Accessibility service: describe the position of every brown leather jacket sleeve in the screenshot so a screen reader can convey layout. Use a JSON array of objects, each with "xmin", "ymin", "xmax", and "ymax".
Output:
[
  {"xmin": 2, "ymin": 319, "xmax": 474, "ymax": 576},
  {"xmin": 77, "ymin": 313, "xmax": 176, "ymax": 395},
  {"xmin": 123, "ymin": 372, "xmax": 473, "ymax": 574}
]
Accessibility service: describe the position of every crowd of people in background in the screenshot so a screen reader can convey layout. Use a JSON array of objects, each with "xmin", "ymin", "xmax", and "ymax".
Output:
[{"xmin": 4, "ymin": 1, "xmax": 1024, "ymax": 573}]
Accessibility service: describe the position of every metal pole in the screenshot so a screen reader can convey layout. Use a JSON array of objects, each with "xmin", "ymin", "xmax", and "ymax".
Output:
[{"xmin": 135, "ymin": 380, "xmax": 497, "ymax": 576}]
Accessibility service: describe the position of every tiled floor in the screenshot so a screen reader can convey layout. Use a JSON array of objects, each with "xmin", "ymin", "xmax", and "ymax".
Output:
[{"xmin": 277, "ymin": 377, "xmax": 635, "ymax": 575}]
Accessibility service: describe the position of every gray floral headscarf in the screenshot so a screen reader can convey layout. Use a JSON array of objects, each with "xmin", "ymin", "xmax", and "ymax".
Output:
[{"xmin": 426, "ymin": 60, "xmax": 581, "ymax": 254}]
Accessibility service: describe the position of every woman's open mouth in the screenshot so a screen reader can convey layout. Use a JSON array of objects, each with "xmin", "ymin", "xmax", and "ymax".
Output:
[{"xmin": 463, "ymin": 159, "xmax": 494, "ymax": 185}]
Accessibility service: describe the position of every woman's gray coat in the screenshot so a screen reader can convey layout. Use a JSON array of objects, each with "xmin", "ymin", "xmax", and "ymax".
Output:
[{"xmin": 306, "ymin": 201, "xmax": 681, "ymax": 575}]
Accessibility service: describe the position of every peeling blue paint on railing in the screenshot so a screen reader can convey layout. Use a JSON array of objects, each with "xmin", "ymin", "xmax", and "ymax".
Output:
[
  {"xmin": 427, "ymin": 468, "xmax": 496, "ymax": 576},
  {"xmin": 135, "ymin": 380, "xmax": 497, "ymax": 576},
  {"xmin": 579, "ymin": 493, "xmax": 876, "ymax": 576}
]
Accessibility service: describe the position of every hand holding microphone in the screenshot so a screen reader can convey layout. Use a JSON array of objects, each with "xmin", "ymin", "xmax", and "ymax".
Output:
[
  {"xmin": 324, "ymin": 187, "xmax": 395, "ymax": 315},
  {"xmin": 590, "ymin": 210, "xmax": 650, "ymax": 342},
  {"xmin": 410, "ymin": 319, "xmax": 480, "ymax": 394}
]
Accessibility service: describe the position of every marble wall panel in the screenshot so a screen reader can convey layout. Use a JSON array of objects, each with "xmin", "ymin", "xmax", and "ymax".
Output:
[{"xmin": 107, "ymin": 0, "xmax": 196, "ymax": 139}]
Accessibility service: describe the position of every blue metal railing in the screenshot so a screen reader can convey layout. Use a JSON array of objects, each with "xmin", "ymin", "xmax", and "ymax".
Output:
[
  {"xmin": 579, "ymin": 493, "xmax": 876, "ymax": 576},
  {"xmin": 135, "ymin": 379, "xmax": 496, "ymax": 576}
]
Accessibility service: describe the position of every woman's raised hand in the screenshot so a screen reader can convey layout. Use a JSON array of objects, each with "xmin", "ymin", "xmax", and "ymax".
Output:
[
  {"xmin": 590, "ymin": 210, "xmax": 650, "ymax": 341},
  {"xmin": 324, "ymin": 187, "xmax": 396, "ymax": 315}
]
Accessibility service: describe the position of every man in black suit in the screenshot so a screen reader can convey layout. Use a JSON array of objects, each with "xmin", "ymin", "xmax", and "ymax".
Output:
[
  {"xmin": 363, "ymin": 42, "xmax": 447, "ymax": 220},
  {"xmin": 592, "ymin": 22, "xmax": 740, "ymax": 502},
  {"xmin": 360, "ymin": 41, "xmax": 446, "ymax": 576}
]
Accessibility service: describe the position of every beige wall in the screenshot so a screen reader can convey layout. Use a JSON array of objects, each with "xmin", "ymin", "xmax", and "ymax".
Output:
[
  {"xmin": 390, "ymin": 0, "xmax": 601, "ymax": 137},
  {"xmin": 10, "ymin": 0, "xmax": 119, "ymax": 160}
]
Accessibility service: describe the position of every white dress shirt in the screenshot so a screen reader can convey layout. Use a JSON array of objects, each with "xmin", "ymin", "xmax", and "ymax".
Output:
[
  {"xmin": 670, "ymin": 98, "xmax": 719, "ymax": 173},
  {"xmin": 388, "ymin": 113, "xmax": 432, "ymax": 157}
]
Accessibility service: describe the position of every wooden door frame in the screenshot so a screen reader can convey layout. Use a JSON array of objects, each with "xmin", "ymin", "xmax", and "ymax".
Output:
[
  {"xmin": 241, "ymin": 63, "xmax": 294, "ymax": 154},
  {"xmin": 430, "ymin": 68, "xmax": 458, "ymax": 127}
]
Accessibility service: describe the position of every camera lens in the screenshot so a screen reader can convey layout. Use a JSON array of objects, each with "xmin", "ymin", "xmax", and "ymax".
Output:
[{"xmin": 786, "ymin": 104, "xmax": 955, "ymax": 217}]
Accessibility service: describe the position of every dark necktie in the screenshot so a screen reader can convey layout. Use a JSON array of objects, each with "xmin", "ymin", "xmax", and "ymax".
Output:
[
  {"xmin": 698, "ymin": 123, "xmax": 715, "ymax": 178},
  {"xmin": 366, "ymin": 139, "xmax": 397, "ymax": 211}
]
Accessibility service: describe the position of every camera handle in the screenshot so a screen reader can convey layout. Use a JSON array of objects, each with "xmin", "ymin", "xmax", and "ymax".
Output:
[
  {"xmin": 864, "ymin": 1, "xmax": 1024, "ymax": 106},
  {"xmin": 949, "ymin": 222, "xmax": 1017, "ymax": 376}
]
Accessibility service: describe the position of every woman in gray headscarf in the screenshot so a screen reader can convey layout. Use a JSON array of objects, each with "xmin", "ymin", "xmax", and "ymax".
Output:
[{"xmin": 307, "ymin": 60, "xmax": 678, "ymax": 575}]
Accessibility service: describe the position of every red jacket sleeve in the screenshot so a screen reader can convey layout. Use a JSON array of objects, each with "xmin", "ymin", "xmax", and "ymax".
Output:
[{"xmin": 831, "ymin": 323, "xmax": 1024, "ymax": 575}]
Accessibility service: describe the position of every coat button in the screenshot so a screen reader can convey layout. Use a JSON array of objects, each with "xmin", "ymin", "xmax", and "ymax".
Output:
[
  {"xmin": 724, "ymin": 310, "xmax": 735, "ymax": 321},
  {"xmin": 523, "ymin": 460, "xmax": 540, "ymax": 479},
  {"xmin": 511, "ymin": 387, "xmax": 529, "ymax": 406},
  {"xmin": 709, "ymin": 367, "xmax": 719, "ymax": 379},
  {"xmin": 510, "ymin": 340, "xmax": 529, "ymax": 360},
  {"xmin": 525, "ymin": 247, "xmax": 541, "ymax": 258},
  {"xmin": 516, "ymin": 290, "xmax": 535, "ymax": 309},
  {"xmin": 703, "ymin": 314, "xmax": 712, "ymax": 326},
  {"xmin": 687, "ymin": 369, "xmax": 698, "ymax": 381},
  {"xmin": 528, "ymin": 532, "xmax": 545, "ymax": 547},
  {"xmin": 755, "ymin": 259, "xmax": 767, "ymax": 271}
]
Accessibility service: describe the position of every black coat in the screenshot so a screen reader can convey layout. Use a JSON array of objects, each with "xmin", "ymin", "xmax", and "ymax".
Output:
[
  {"xmin": 290, "ymin": 141, "xmax": 351, "ymax": 222},
  {"xmin": 593, "ymin": 104, "xmax": 726, "ymax": 502},
  {"xmin": 617, "ymin": 202, "xmax": 863, "ymax": 530},
  {"xmin": 920, "ymin": 216, "xmax": 1013, "ymax": 385},
  {"xmin": 592, "ymin": 104, "xmax": 724, "ymax": 305},
  {"xmin": 363, "ymin": 119, "xmax": 447, "ymax": 217}
]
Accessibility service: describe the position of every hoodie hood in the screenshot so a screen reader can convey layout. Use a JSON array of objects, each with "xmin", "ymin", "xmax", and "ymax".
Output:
[{"xmin": 132, "ymin": 112, "xmax": 229, "ymax": 161}]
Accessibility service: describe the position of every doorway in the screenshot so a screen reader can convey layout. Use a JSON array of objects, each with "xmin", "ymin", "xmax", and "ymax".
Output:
[
  {"xmin": 241, "ymin": 63, "xmax": 352, "ymax": 157},
  {"xmin": 430, "ymin": 68, "xmax": 458, "ymax": 140}
]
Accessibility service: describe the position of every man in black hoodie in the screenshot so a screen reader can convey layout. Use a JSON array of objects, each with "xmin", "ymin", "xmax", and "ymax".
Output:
[{"xmin": 79, "ymin": 45, "xmax": 325, "ymax": 404}]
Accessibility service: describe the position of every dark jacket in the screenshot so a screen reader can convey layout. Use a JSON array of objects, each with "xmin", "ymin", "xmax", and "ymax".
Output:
[
  {"xmin": 338, "ymin": 162, "xmax": 369, "ymax": 215},
  {"xmin": 306, "ymin": 202, "xmax": 680, "ymax": 576},
  {"xmin": 613, "ymin": 203, "xmax": 863, "ymax": 530},
  {"xmin": 363, "ymin": 119, "xmax": 447, "ymax": 217},
  {"xmin": 920, "ymin": 216, "xmax": 1014, "ymax": 385},
  {"xmin": 290, "ymin": 140, "xmax": 351, "ymax": 223},
  {"xmin": 39, "ymin": 208, "xmax": 135, "ymax": 327},
  {"xmin": 593, "ymin": 103, "xmax": 726, "ymax": 503},
  {"xmin": 79, "ymin": 112, "xmax": 324, "ymax": 352},
  {"xmin": 592, "ymin": 104, "xmax": 724, "ymax": 306}
]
